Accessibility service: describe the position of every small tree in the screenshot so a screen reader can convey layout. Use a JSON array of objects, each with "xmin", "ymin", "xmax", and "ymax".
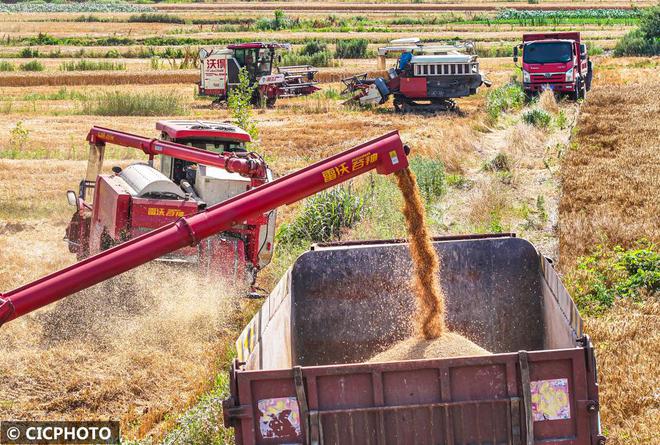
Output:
[{"xmin": 227, "ymin": 67, "xmax": 258, "ymax": 141}]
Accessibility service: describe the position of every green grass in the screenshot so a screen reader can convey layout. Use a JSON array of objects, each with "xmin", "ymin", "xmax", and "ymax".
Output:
[
  {"xmin": 59, "ymin": 59, "xmax": 126, "ymax": 71},
  {"xmin": 81, "ymin": 91, "xmax": 186, "ymax": 116},
  {"xmin": 23, "ymin": 87, "xmax": 88, "ymax": 101},
  {"xmin": 276, "ymin": 185, "xmax": 364, "ymax": 245},
  {"xmin": 0, "ymin": 61, "xmax": 14, "ymax": 72}
]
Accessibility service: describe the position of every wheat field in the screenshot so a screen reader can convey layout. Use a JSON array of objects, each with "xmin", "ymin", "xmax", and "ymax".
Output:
[{"xmin": 0, "ymin": 2, "xmax": 658, "ymax": 443}]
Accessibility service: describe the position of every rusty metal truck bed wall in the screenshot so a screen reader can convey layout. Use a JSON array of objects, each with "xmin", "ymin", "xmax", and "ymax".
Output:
[
  {"xmin": 232, "ymin": 348, "xmax": 597, "ymax": 444},
  {"xmin": 230, "ymin": 236, "xmax": 599, "ymax": 445},
  {"xmin": 238, "ymin": 236, "xmax": 582, "ymax": 369}
]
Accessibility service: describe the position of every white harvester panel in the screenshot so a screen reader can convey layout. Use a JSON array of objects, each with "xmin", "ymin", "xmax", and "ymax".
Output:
[
  {"xmin": 411, "ymin": 55, "xmax": 479, "ymax": 77},
  {"xmin": 199, "ymin": 48, "xmax": 232, "ymax": 94},
  {"xmin": 120, "ymin": 164, "xmax": 186, "ymax": 199},
  {"xmin": 195, "ymin": 165, "xmax": 251, "ymax": 205}
]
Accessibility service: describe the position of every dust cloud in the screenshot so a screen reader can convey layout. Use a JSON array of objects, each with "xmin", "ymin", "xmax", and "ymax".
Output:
[{"xmin": 0, "ymin": 263, "xmax": 239, "ymax": 436}]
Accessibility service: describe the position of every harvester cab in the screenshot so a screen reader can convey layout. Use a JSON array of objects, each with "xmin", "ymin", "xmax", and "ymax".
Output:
[
  {"xmin": 343, "ymin": 38, "xmax": 491, "ymax": 113},
  {"xmin": 198, "ymin": 42, "xmax": 320, "ymax": 107},
  {"xmin": 66, "ymin": 121, "xmax": 276, "ymax": 285}
]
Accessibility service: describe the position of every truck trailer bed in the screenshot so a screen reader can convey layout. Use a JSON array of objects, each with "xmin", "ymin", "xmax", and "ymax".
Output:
[{"xmin": 224, "ymin": 234, "xmax": 603, "ymax": 445}]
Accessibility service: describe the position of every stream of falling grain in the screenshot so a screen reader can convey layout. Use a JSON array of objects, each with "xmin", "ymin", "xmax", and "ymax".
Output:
[{"xmin": 394, "ymin": 168, "xmax": 446, "ymax": 339}]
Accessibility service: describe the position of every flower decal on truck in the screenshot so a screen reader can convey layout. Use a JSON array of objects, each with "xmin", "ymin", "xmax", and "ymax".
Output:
[
  {"xmin": 258, "ymin": 397, "xmax": 302, "ymax": 440},
  {"xmin": 530, "ymin": 378, "xmax": 571, "ymax": 421}
]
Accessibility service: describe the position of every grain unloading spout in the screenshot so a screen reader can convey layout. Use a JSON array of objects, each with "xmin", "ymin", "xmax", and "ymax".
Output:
[{"xmin": 0, "ymin": 131, "xmax": 409, "ymax": 327}]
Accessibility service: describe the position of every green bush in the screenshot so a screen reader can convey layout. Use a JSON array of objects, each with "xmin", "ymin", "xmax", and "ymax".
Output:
[
  {"xmin": 566, "ymin": 242, "xmax": 659, "ymax": 316},
  {"xmin": 255, "ymin": 9, "xmax": 293, "ymax": 31},
  {"xmin": 0, "ymin": 61, "xmax": 15, "ymax": 72},
  {"xmin": 74, "ymin": 15, "xmax": 106, "ymax": 23},
  {"xmin": 20, "ymin": 60, "xmax": 45, "ymax": 72},
  {"xmin": 486, "ymin": 82, "xmax": 526, "ymax": 120},
  {"xmin": 522, "ymin": 108, "xmax": 552, "ymax": 128},
  {"xmin": 19, "ymin": 48, "xmax": 39, "ymax": 58},
  {"xmin": 300, "ymin": 40, "xmax": 328, "ymax": 56},
  {"xmin": 59, "ymin": 60, "xmax": 126, "ymax": 71},
  {"xmin": 409, "ymin": 157, "xmax": 446, "ymax": 204},
  {"xmin": 335, "ymin": 38, "xmax": 368, "ymax": 58},
  {"xmin": 276, "ymin": 186, "xmax": 364, "ymax": 245},
  {"xmin": 614, "ymin": 7, "xmax": 660, "ymax": 56},
  {"xmin": 280, "ymin": 50, "xmax": 333, "ymax": 67},
  {"xmin": 81, "ymin": 91, "xmax": 186, "ymax": 116},
  {"xmin": 128, "ymin": 13, "xmax": 185, "ymax": 24}
]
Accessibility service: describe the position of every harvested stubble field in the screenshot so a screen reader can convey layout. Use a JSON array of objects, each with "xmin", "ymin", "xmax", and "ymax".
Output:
[{"xmin": 0, "ymin": 2, "xmax": 658, "ymax": 442}]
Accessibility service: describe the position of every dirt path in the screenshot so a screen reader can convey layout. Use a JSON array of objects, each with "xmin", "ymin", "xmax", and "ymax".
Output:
[{"xmin": 438, "ymin": 97, "xmax": 579, "ymax": 261}]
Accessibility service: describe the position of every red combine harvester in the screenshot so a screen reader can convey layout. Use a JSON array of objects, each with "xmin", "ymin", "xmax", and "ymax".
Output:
[
  {"xmin": 0, "ymin": 131, "xmax": 409, "ymax": 325},
  {"xmin": 66, "ymin": 121, "xmax": 276, "ymax": 284},
  {"xmin": 343, "ymin": 38, "xmax": 490, "ymax": 112},
  {"xmin": 198, "ymin": 42, "xmax": 320, "ymax": 107},
  {"xmin": 514, "ymin": 32, "xmax": 593, "ymax": 100}
]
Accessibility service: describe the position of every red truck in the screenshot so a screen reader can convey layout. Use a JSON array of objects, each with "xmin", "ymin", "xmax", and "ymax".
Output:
[
  {"xmin": 225, "ymin": 234, "xmax": 605, "ymax": 445},
  {"xmin": 514, "ymin": 32, "xmax": 593, "ymax": 100}
]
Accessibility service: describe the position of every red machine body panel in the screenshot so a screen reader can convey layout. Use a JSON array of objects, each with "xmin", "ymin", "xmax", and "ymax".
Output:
[
  {"xmin": 156, "ymin": 120, "xmax": 251, "ymax": 143},
  {"xmin": 399, "ymin": 76, "xmax": 427, "ymax": 99}
]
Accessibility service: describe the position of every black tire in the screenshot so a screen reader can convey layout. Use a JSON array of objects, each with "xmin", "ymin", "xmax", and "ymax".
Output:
[
  {"xmin": 578, "ymin": 78, "xmax": 587, "ymax": 100},
  {"xmin": 586, "ymin": 61, "xmax": 593, "ymax": 91}
]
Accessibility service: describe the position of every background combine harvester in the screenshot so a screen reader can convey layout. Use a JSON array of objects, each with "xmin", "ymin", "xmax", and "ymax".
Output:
[
  {"xmin": 343, "ymin": 38, "xmax": 491, "ymax": 112},
  {"xmin": 66, "ymin": 121, "xmax": 276, "ymax": 284},
  {"xmin": 514, "ymin": 32, "xmax": 593, "ymax": 100},
  {"xmin": 198, "ymin": 42, "xmax": 320, "ymax": 107}
]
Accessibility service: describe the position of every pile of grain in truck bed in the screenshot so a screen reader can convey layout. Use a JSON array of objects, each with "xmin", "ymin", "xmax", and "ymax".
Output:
[{"xmin": 369, "ymin": 332, "xmax": 490, "ymax": 362}]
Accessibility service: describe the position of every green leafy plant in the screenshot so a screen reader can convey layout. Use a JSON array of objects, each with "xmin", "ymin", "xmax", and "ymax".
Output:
[
  {"xmin": 8, "ymin": 121, "xmax": 30, "ymax": 155},
  {"xmin": 566, "ymin": 242, "xmax": 659, "ymax": 316},
  {"xmin": 409, "ymin": 157, "xmax": 446, "ymax": 204},
  {"xmin": 483, "ymin": 152, "xmax": 511, "ymax": 172},
  {"xmin": 522, "ymin": 108, "xmax": 552, "ymax": 128},
  {"xmin": 227, "ymin": 67, "xmax": 258, "ymax": 140},
  {"xmin": 486, "ymin": 82, "xmax": 525, "ymax": 121},
  {"xmin": 0, "ymin": 61, "xmax": 15, "ymax": 72}
]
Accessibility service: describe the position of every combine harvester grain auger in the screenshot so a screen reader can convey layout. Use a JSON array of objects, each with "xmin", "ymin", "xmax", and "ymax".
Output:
[
  {"xmin": 0, "ymin": 131, "xmax": 410, "ymax": 326},
  {"xmin": 343, "ymin": 38, "xmax": 492, "ymax": 113}
]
